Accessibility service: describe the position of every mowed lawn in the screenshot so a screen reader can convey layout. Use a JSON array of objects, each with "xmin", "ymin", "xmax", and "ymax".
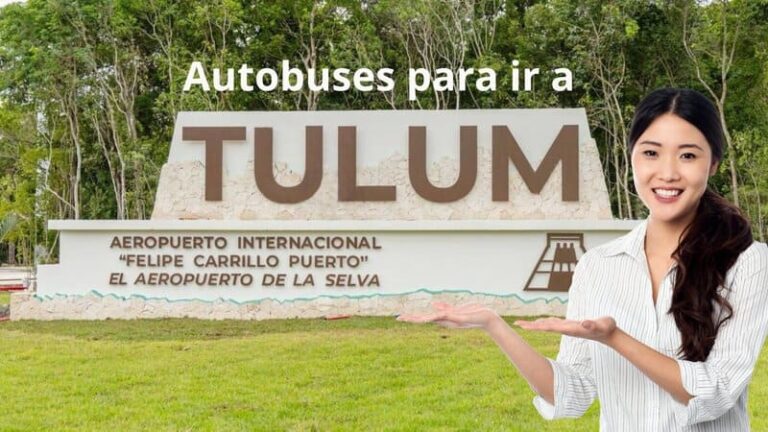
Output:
[{"xmin": 2, "ymin": 315, "xmax": 768, "ymax": 431}]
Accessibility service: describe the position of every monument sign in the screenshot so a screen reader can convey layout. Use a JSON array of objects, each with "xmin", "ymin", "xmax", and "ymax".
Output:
[{"xmin": 12, "ymin": 110, "xmax": 637, "ymax": 320}]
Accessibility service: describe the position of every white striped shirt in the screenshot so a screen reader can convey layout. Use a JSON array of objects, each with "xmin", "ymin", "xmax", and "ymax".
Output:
[{"xmin": 533, "ymin": 220, "xmax": 768, "ymax": 431}]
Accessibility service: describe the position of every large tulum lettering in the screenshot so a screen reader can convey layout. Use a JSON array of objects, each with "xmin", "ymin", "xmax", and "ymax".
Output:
[
  {"xmin": 492, "ymin": 124, "xmax": 579, "ymax": 202},
  {"xmin": 182, "ymin": 127, "xmax": 246, "ymax": 201},
  {"xmin": 254, "ymin": 126, "xmax": 323, "ymax": 203},
  {"xmin": 181, "ymin": 124, "xmax": 579, "ymax": 203},
  {"xmin": 409, "ymin": 126, "xmax": 478, "ymax": 203}
]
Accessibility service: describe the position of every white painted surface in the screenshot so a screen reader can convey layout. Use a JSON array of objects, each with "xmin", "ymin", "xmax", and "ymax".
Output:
[
  {"xmin": 0, "ymin": 267, "xmax": 31, "ymax": 287},
  {"xmin": 36, "ymin": 220, "xmax": 641, "ymax": 303}
]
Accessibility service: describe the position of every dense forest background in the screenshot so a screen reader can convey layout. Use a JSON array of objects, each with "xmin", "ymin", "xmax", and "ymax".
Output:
[{"xmin": 0, "ymin": 0, "xmax": 766, "ymax": 266}]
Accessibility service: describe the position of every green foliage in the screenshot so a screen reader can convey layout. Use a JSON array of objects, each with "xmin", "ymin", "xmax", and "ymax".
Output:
[
  {"xmin": 2, "ymin": 316, "xmax": 768, "ymax": 430},
  {"xmin": 0, "ymin": 317, "xmax": 592, "ymax": 431}
]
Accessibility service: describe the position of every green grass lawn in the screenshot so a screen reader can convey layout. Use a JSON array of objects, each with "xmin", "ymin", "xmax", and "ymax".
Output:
[{"xmin": 2, "ymin": 317, "xmax": 768, "ymax": 431}]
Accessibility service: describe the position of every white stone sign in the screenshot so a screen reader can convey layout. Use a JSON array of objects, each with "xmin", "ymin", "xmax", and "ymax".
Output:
[{"xmin": 15, "ymin": 110, "xmax": 637, "ymax": 320}]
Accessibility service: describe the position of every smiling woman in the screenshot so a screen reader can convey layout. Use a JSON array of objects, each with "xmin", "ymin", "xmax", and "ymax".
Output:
[
  {"xmin": 632, "ymin": 113, "xmax": 716, "ymax": 225},
  {"xmin": 398, "ymin": 88, "xmax": 768, "ymax": 431}
]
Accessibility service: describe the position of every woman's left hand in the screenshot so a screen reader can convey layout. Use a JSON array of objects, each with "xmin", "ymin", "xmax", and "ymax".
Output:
[
  {"xmin": 514, "ymin": 316, "xmax": 618, "ymax": 344},
  {"xmin": 397, "ymin": 302, "xmax": 501, "ymax": 330}
]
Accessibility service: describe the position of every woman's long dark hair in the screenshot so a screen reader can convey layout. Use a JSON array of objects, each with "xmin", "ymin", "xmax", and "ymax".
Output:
[{"xmin": 627, "ymin": 88, "xmax": 753, "ymax": 362}]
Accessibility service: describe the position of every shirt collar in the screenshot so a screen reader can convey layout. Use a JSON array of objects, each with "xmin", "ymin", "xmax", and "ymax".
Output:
[{"xmin": 600, "ymin": 219, "xmax": 647, "ymax": 261}]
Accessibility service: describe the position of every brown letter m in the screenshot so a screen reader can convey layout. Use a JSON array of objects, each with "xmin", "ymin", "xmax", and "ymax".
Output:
[{"xmin": 492, "ymin": 125, "xmax": 579, "ymax": 202}]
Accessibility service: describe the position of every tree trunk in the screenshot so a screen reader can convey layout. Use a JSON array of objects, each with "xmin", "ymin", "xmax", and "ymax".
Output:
[{"xmin": 8, "ymin": 241, "xmax": 16, "ymax": 266}]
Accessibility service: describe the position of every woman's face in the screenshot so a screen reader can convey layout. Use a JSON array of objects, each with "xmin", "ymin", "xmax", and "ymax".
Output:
[{"xmin": 631, "ymin": 113, "xmax": 717, "ymax": 227}]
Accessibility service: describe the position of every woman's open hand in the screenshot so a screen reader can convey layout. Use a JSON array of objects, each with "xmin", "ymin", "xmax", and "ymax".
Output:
[
  {"xmin": 397, "ymin": 302, "xmax": 501, "ymax": 330},
  {"xmin": 514, "ymin": 316, "xmax": 618, "ymax": 344}
]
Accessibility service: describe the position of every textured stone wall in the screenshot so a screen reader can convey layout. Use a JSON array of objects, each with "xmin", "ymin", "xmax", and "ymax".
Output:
[
  {"xmin": 11, "ymin": 291, "xmax": 566, "ymax": 321},
  {"xmin": 151, "ymin": 140, "xmax": 611, "ymax": 220}
]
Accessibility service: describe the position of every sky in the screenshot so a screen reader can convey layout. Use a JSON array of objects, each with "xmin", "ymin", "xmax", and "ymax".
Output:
[{"xmin": 0, "ymin": 0, "xmax": 24, "ymax": 7}]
